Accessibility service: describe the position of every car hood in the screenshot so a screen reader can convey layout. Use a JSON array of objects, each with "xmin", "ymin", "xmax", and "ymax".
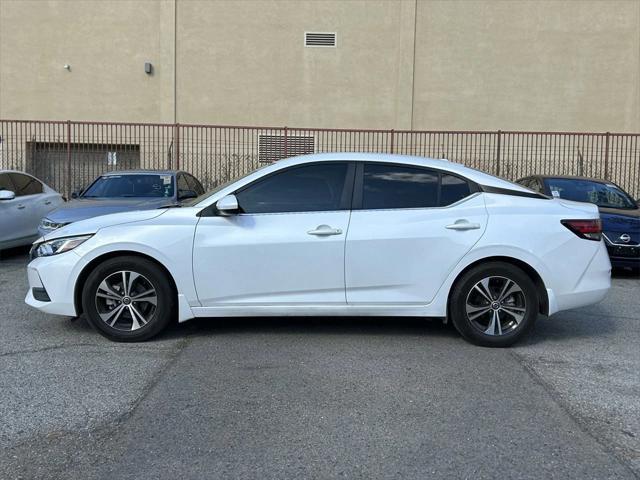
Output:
[
  {"xmin": 41, "ymin": 208, "xmax": 169, "ymax": 241},
  {"xmin": 45, "ymin": 197, "xmax": 177, "ymax": 223}
]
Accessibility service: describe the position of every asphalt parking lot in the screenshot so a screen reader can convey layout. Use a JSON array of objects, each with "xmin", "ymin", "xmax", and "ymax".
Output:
[{"xmin": 0, "ymin": 247, "xmax": 638, "ymax": 480}]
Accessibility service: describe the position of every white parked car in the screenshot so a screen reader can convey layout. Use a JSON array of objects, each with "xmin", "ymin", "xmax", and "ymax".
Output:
[
  {"xmin": 0, "ymin": 170, "xmax": 64, "ymax": 251},
  {"xmin": 25, "ymin": 153, "xmax": 611, "ymax": 347}
]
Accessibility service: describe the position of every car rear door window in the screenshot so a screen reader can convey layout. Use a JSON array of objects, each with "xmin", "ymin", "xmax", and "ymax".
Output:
[
  {"xmin": 362, "ymin": 164, "xmax": 439, "ymax": 209},
  {"xmin": 236, "ymin": 163, "xmax": 350, "ymax": 214},
  {"xmin": 8, "ymin": 173, "xmax": 43, "ymax": 196}
]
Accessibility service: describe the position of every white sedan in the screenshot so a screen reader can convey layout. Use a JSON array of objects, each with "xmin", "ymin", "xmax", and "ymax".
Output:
[{"xmin": 25, "ymin": 153, "xmax": 611, "ymax": 347}]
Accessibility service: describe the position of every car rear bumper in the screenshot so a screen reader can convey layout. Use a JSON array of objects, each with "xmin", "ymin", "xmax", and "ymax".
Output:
[{"xmin": 548, "ymin": 241, "xmax": 611, "ymax": 315}]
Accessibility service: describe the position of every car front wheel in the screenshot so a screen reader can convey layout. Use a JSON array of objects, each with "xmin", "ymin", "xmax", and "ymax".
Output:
[
  {"xmin": 449, "ymin": 262, "xmax": 538, "ymax": 347},
  {"xmin": 82, "ymin": 256, "xmax": 176, "ymax": 342}
]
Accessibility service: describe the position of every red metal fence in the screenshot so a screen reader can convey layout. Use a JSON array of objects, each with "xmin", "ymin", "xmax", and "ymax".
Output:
[{"xmin": 1, "ymin": 119, "xmax": 638, "ymax": 198}]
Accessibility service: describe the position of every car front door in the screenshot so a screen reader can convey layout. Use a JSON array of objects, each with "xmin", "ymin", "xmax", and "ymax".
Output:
[
  {"xmin": 193, "ymin": 162, "xmax": 354, "ymax": 306},
  {"xmin": 345, "ymin": 162, "xmax": 488, "ymax": 305}
]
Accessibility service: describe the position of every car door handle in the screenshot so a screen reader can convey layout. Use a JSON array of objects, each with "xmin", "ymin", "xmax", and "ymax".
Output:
[
  {"xmin": 17, "ymin": 204, "xmax": 26, "ymax": 210},
  {"xmin": 44, "ymin": 201, "xmax": 52, "ymax": 205},
  {"xmin": 307, "ymin": 225, "xmax": 343, "ymax": 236},
  {"xmin": 446, "ymin": 220, "xmax": 481, "ymax": 231}
]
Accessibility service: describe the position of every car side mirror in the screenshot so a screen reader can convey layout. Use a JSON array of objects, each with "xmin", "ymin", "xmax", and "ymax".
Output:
[
  {"xmin": 215, "ymin": 194, "xmax": 239, "ymax": 216},
  {"xmin": 178, "ymin": 189, "xmax": 198, "ymax": 201},
  {"xmin": 0, "ymin": 190, "xmax": 15, "ymax": 201}
]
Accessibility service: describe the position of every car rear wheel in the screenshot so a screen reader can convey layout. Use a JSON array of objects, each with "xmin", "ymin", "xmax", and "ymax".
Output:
[
  {"xmin": 449, "ymin": 262, "xmax": 538, "ymax": 347},
  {"xmin": 82, "ymin": 256, "xmax": 175, "ymax": 342}
]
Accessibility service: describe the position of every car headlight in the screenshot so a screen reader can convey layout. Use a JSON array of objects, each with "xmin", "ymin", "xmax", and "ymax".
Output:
[
  {"xmin": 40, "ymin": 218, "xmax": 69, "ymax": 231},
  {"xmin": 30, "ymin": 235, "xmax": 92, "ymax": 259}
]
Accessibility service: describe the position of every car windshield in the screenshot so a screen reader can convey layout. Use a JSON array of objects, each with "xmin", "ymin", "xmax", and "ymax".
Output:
[
  {"xmin": 82, "ymin": 174, "xmax": 175, "ymax": 198},
  {"xmin": 544, "ymin": 178, "xmax": 637, "ymax": 209}
]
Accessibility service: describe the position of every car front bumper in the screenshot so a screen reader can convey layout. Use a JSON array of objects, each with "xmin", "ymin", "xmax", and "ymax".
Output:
[{"xmin": 25, "ymin": 251, "xmax": 85, "ymax": 317}]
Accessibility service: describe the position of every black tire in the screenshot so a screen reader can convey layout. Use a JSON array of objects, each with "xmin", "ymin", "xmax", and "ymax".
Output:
[
  {"xmin": 449, "ymin": 261, "xmax": 538, "ymax": 347},
  {"xmin": 82, "ymin": 256, "xmax": 176, "ymax": 342}
]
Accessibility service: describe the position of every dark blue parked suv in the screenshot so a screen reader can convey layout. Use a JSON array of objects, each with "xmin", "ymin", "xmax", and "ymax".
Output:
[{"xmin": 517, "ymin": 175, "xmax": 639, "ymax": 271}]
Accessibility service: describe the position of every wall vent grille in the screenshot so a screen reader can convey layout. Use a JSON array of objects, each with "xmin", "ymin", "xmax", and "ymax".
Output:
[
  {"xmin": 304, "ymin": 32, "xmax": 337, "ymax": 48},
  {"xmin": 258, "ymin": 134, "xmax": 315, "ymax": 163}
]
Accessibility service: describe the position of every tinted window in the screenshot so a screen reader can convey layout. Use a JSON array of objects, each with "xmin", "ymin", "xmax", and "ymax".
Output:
[
  {"xmin": 530, "ymin": 179, "xmax": 543, "ymax": 193},
  {"xmin": 236, "ymin": 163, "xmax": 349, "ymax": 214},
  {"xmin": 440, "ymin": 174, "xmax": 471, "ymax": 206},
  {"xmin": 185, "ymin": 174, "xmax": 204, "ymax": 195},
  {"xmin": 177, "ymin": 174, "xmax": 190, "ymax": 193},
  {"xmin": 362, "ymin": 164, "xmax": 438, "ymax": 209},
  {"xmin": 9, "ymin": 173, "xmax": 42, "ymax": 196},
  {"xmin": 543, "ymin": 178, "xmax": 636, "ymax": 209},
  {"xmin": 82, "ymin": 174, "xmax": 175, "ymax": 198},
  {"xmin": 517, "ymin": 178, "xmax": 532, "ymax": 189},
  {"xmin": 0, "ymin": 173, "xmax": 14, "ymax": 192}
]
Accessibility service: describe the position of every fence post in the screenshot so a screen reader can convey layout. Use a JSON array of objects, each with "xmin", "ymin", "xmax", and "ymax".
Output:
[
  {"xmin": 390, "ymin": 129, "xmax": 395, "ymax": 154},
  {"xmin": 283, "ymin": 126, "xmax": 288, "ymax": 159},
  {"xmin": 604, "ymin": 131, "xmax": 610, "ymax": 180},
  {"xmin": 66, "ymin": 120, "xmax": 71, "ymax": 198},
  {"xmin": 495, "ymin": 130, "xmax": 502, "ymax": 177},
  {"xmin": 175, "ymin": 123, "xmax": 180, "ymax": 169}
]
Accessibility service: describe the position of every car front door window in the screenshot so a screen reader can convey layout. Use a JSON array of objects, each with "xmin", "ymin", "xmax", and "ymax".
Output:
[{"xmin": 235, "ymin": 163, "xmax": 350, "ymax": 214}]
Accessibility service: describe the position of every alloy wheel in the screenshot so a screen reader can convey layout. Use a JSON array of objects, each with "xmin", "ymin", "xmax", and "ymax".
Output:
[
  {"xmin": 465, "ymin": 276, "xmax": 527, "ymax": 336},
  {"xmin": 95, "ymin": 270, "xmax": 158, "ymax": 331}
]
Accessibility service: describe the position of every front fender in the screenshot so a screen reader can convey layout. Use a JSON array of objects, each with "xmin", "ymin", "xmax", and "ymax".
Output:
[{"xmin": 72, "ymin": 224, "xmax": 200, "ymax": 309}]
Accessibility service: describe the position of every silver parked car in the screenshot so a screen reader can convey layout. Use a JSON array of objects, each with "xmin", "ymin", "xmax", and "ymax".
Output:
[{"xmin": 0, "ymin": 170, "xmax": 65, "ymax": 250}]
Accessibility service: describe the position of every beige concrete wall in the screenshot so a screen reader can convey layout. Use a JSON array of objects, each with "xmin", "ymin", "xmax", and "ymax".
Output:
[
  {"xmin": 412, "ymin": 0, "xmax": 640, "ymax": 132},
  {"xmin": 176, "ymin": 0, "xmax": 416, "ymax": 128},
  {"xmin": 0, "ymin": 0, "xmax": 638, "ymax": 132},
  {"xmin": 0, "ymin": 0, "xmax": 176, "ymax": 123}
]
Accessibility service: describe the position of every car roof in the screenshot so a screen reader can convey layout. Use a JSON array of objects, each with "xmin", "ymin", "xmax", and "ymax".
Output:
[
  {"xmin": 261, "ymin": 153, "xmax": 531, "ymax": 192},
  {"xmin": 286, "ymin": 152, "xmax": 451, "ymax": 166},
  {"xmin": 102, "ymin": 169, "xmax": 180, "ymax": 176},
  {"xmin": 525, "ymin": 174, "xmax": 610, "ymax": 184},
  {"xmin": 0, "ymin": 169, "xmax": 39, "ymax": 176}
]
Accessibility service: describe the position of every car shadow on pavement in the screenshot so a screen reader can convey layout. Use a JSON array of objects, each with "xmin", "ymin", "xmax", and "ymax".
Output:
[
  {"xmin": 0, "ymin": 245, "xmax": 30, "ymax": 263},
  {"xmin": 168, "ymin": 315, "xmax": 461, "ymax": 341},
  {"xmin": 611, "ymin": 268, "xmax": 640, "ymax": 279},
  {"xmin": 516, "ymin": 313, "xmax": 619, "ymax": 347}
]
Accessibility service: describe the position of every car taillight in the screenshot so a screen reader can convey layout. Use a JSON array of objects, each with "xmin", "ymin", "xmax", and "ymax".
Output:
[{"xmin": 561, "ymin": 219, "xmax": 602, "ymax": 241}]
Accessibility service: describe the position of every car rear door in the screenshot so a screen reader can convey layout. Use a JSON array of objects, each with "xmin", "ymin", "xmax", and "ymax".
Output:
[
  {"xmin": 193, "ymin": 162, "xmax": 355, "ymax": 306},
  {"xmin": 0, "ymin": 173, "xmax": 19, "ymax": 245},
  {"xmin": 345, "ymin": 162, "xmax": 488, "ymax": 305}
]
